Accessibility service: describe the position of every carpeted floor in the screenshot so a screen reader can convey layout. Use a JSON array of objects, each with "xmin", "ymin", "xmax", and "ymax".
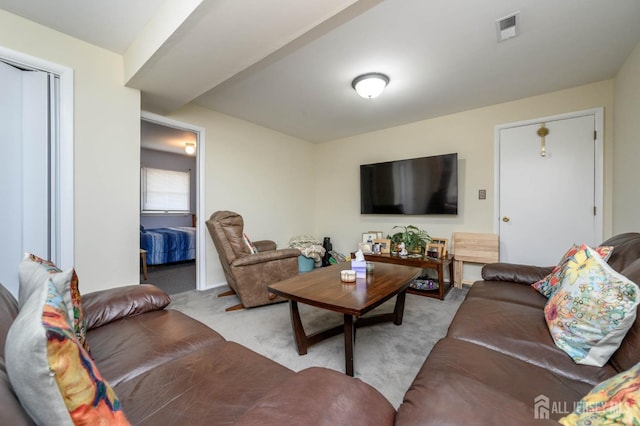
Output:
[
  {"xmin": 141, "ymin": 261, "xmax": 196, "ymax": 295},
  {"xmin": 169, "ymin": 284, "xmax": 468, "ymax": 408}
]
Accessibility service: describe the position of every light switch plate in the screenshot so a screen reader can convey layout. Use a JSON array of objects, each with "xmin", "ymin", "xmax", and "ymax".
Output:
[{"xmin": 479, "ymin": 189, "xmax": 486, "ymax": 200}]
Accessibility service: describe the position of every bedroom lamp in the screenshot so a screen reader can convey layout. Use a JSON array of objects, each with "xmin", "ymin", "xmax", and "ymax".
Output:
[
  {"xmin": 352, "ymin": 73, "xmax": 389, "ymax": 99},
  {"xmin": 184, "ymin": 142, "xmax": 195, "ymax": 155}
]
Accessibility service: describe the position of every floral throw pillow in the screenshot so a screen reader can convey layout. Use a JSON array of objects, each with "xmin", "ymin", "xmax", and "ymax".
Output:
[
  {"xmin": 6, "ymin": 279, "xmax": 130, "ymax": 425},
  {"xmin": 532, "ymin": 244, "xmax": 613, "ymax": 298},
  {"xmin": 19, "ymin": 253, "xmax": 90, "ymax": 355},
  {"xmin": 559, "ymin": 361, "xmax": 640, "ymax": 425},
  {"xmin": 544, "ymin": 245, "xmax": 639, "ymax": 366}
]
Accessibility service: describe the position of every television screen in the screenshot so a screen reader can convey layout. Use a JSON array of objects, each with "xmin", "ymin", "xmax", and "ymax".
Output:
[{"xmin": 360, "ymin": 153, "xmax": 458, "ymax": 215}]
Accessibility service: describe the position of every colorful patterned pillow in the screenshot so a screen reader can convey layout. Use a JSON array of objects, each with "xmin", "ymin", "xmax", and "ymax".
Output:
[
  {"xmin": 6, "ymin": 278, "xmax": 130, "ymax": 425},
  {"xmin": 243, "ymin": 232, "xmax": 258, "ymax": 254},
  {"xmin": 559, "ymin": 361, "xmax": 640, "ymax": 425},
  {"xmin": 19, "ymin": 253, "xmax": 90, "ymax": 354},
  {"xmin": 532, "ymin": 244, "xmax": 614, "ymax": 298},
  {"xmin": 544, "ymin": 245, "xmax": 639, "ymax": 366}
]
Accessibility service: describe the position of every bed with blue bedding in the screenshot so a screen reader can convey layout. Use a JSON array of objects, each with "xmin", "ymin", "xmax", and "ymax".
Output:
[{"xmin": 140, "ymin": 226, "xmax": 196, "ymax": 265}]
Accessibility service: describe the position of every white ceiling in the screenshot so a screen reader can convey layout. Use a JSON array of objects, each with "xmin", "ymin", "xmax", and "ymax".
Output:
[{"xmin": 2, "ymin": 0, "xmax": 640, "ymax": 143}]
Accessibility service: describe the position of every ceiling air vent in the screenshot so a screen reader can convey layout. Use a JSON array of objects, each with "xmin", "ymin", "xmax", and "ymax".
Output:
[{"xmin": 496, "ymin": 12, "xmax": 519, "ymax": 42}]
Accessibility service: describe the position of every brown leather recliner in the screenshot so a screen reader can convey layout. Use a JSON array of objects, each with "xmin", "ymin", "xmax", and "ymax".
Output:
[{"xmin": 206, "ymin": 210, "xmax": 300, "ymax": 310}]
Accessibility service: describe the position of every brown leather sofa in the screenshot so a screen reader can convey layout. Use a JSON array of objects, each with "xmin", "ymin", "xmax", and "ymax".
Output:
[
  {"xmin": 206, "ymin": 211, "xmax": 300, "ymax": 310},
  {"xmin": 3, "ymin": 232, "xmax": 638, "ymax": 425},
  {"xmin": 0, "ymin": 283, "xmax": 394, "ymax": 425},
  {"xmin": 396, "ymin": 232, "xmax": 640, "ymax": 425}
]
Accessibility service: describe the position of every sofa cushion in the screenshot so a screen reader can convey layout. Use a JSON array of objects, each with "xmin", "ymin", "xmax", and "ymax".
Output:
[
  {"xmin": 465, "ymin": 280, "xmax": 546, "ymax": 309},
  {"xmin": 559, "ymin": 361, "xmax": 640, "ymax": 425},
  {"xmin": 610, "ymin": 258, "xmax": 640, "ymax": 372},
  {"xmin": 243, "ymin": 232, "xmax": 258, "ymax": 254},
  {"xmin": 113, "ymin": 342, "xmax": 294, "ymax": 425},
  {"xmin": 397, "ymin": 338, "xmax": 590, "ymax": 424},
  {"xmin": 82, "ymin": 284, "xmax": 171, "ymax": 330},
  {"xmin": 6, "ymin": 279, "xmax": 128, "ymax": 425},
  {"xmin": 18, "ymin": 254, "xmax": 89, "ymax": 354},
  {"xmin": 88, "ymin": 308, "xmax": 225, "ymax": 386},
  {"xmin": 532, "ymin": 244, "xmax": 613, "ymax": 298},
  {"xmin": 544, "ymin": 245, "xmax": 639, "ymax": 366},
  {"xmin": 235, "ymin": 367, "xmax": 395, "ymax": 426},
  {"xmin": 447, "ymin": 296, "xmax": 617, "ymax": 385}
]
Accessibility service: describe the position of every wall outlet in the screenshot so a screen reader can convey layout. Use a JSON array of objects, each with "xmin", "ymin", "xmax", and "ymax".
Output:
[{"xmin": 479, "ymin": 189, "xmax": 487, "ymax": 200}]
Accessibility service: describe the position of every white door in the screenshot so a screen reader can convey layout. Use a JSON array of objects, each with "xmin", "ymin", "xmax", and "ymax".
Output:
[
  {"xmin": 0, "ymin": 61, "xmax": 50, "ymax": 296},
  {"xmin": 497, "ymin": 111, "xmax": 603, "ymax": 266}
]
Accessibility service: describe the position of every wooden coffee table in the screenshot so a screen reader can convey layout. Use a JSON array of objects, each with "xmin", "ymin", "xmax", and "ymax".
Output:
[{"xmin": 268, "ymin": 262, "xmax": 421, "ymax": 376}]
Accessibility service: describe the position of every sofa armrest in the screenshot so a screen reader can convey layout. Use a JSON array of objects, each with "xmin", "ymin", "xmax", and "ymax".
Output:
[
  {"xmin": 253, "ymin": 240, "xmax": 277, "ymax": 252},
  {"xmin": 232, "ymin": 248, "xmax": 301, "ymax": 267},
  {"xmin": 82, "ymin": 284, "xmax": 171, "ymax": 330},
  {"xmin": 481, "ymin": 263, "xmax": 554, "ymax": 284},
  {"xmin": 235, "ymin": 367, "xmax": 395, "ymax": 426}
]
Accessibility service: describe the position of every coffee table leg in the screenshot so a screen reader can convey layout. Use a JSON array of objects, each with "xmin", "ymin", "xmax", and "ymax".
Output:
[
  {"xmin": 393, "ymin": 290, "xmax": 407, "ymax": 325},
  {"xmin": 344, "ymin": 314, "xmax": 355, "ymax": 376},
  {"xmin": 289, "ymin": 301, "xmax": 308, "ymax": 355}
]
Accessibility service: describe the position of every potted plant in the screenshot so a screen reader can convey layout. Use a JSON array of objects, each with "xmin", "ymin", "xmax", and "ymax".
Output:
[{"xmin": 388, "ymin": 225, "xmax": 431, "ymax": 255}]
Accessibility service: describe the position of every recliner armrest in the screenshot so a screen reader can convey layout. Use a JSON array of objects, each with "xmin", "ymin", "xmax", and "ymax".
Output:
[
  {"xmin": 253, "ymin": 240, "xmax": 277, "ymax": 252},
  {"xmin": 232, "ymin": 248, "xmax": 301, "ymax": 267},
  {"xmin": 481, "ymin": 262, "xmax": 554, "ymax": 284},
  {"xmin": 83, "ymin": 284, "xmax": 171, "ymax": 330}
]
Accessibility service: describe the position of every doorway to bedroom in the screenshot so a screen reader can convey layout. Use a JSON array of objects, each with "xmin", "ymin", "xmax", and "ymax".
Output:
[{"xmin": 140, "ymin": 113, "xmax": 205, "ymax": 295}]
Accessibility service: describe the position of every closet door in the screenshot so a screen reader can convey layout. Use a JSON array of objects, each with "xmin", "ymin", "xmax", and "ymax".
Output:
[{"xmin": 0, "ymin": 61, "xmax": 50, "ymax": 296}]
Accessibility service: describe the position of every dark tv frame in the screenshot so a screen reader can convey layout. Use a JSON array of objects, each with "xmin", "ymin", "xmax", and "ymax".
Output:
[{"xmin": 360, "ymin": 153, "xmax": 458, "ymax": 215}]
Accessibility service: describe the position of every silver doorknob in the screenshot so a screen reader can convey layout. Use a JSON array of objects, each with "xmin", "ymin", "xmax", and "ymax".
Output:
[{"xmin": 502, "ymin": 216, "xmax": 510, "ymax": 222}]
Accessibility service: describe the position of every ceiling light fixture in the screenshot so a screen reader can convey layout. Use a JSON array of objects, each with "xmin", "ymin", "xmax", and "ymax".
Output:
[
  {"xmin": 184, "ymin": 142, "xmax": 196, "ymax": 155},
  {"xmin": 351, "ymin": 73, "xmax": 389, "ymax": 99}
]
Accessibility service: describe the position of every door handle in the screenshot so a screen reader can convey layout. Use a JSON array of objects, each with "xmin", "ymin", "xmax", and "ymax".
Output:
[{"xmin": 502, "ymin": 216, "xmax": 510, "ymax": 222}]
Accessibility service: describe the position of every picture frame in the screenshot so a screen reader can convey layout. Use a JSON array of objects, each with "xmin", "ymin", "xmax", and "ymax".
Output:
[
  {"xmin": 430, "ymin": 237, "xmax": 449, "ymax": 257},
  {"xmin": 426, "ymin": 243, "xmax": 443, "ymax": 259},
  {"xmin": 373, "ymin": 238, "xmax": 391, "ymax": 254},
  {"xmin": 368, "ymin": 231, "xmax": 384, "ymax": 239},
  {"xmin": 362, "ymin": 232, "xmax": 379, "ymax": 244}
]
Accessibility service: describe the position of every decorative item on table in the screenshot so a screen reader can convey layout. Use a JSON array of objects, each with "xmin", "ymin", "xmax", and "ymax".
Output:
[
  {"xmin": 426, "ymin": 244, "xmax": 441, "ymax": 259},
  {"xmin": 398, "ymin": 242, "xmax": 408, "ymax": 257},
  {"xmin": 430, "ymin": 237, "xmax": 449, "ymax": 257},
  {"xmin": 351, "ymin": 250, "xmax": 367, "ymax": 278},
  {"xmin": 373, "ymin": 238, "xmax": 391, "ymax": 254},
  {"xmin": 340, "ymin": 270, "xmax": 356, "ymax": 283},
  {"xmin": 366, "ymin": 261, "xmax": 375, "ymax": 273},
  {"xmin": 388, "ymin": 225, "xmax": 431, "ymax": 256}
]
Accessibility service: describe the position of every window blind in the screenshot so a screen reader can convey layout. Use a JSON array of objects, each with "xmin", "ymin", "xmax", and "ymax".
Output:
[{"xmin": 141, "ymin": 167, "xmax": 190, "ymax": 213}]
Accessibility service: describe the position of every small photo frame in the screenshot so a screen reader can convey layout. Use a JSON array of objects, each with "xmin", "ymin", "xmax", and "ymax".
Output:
[
  {"xmin": 373, "ymin": 238, "xmax": 391, "ymax": 254},
  {"xmin": 362, "ymin": 232, "xmax": 379, "ymax": 243},
  {"xmin": 426, "ymin": 243, "xmax": 442, "ymax": 259},
  {"xmin": 430, "ymin": 237, "xmax": 449, "ymax": 257}
]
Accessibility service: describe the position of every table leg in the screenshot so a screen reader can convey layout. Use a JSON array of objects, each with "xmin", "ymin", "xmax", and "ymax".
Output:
[
  {"xmin": 344, "ymin": 314, "xmax": 355, "ymax": 377},
  {"xmin": 393, "ymin": 290, "xmax": 407, "ymax": 325},
  {"xmin": 289, "ymin": 301, "xmax": 308, "ymax": 355}
]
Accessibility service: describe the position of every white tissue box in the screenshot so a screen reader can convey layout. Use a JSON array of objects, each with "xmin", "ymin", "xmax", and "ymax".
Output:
[{"xmin": 351, "ymin": 260, "xmax": 367, "ymax": 278}]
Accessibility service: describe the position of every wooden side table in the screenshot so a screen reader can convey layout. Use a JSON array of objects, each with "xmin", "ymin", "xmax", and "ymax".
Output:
[
  {"xmin": 362, "ymin": 253, "xmax": 454, "ymax": 300},
  {"xmin": 140, "ymin": 249, "xmax": 148, "ymax": 280}
]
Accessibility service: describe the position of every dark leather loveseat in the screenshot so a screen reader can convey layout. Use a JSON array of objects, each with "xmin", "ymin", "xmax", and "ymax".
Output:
[
  {"xmin": 396, "ymin": 232, "xmax": 640, "ymax": 425},
  {"xmin": 0, "ymin": 283, "xmax": 394, "ymax": 425}
]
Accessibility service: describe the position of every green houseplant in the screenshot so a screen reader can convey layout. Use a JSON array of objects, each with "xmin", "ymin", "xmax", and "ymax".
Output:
[{"xmin": 388, "ymin": 225, "xmax": 431, "ymax": 254}]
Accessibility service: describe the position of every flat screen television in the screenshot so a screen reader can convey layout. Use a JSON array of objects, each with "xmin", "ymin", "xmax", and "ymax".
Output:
[{"xmin": 360, "ymin": 153, "xmax": 458, "ymax": 215}]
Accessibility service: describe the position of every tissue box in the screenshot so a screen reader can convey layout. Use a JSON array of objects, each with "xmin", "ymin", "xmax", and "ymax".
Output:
[{"xmin": 351, "ymin": 260, "xmax": 367, "ymax": 278}]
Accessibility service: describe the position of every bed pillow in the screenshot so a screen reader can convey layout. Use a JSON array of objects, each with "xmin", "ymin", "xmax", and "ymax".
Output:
[
  {"xmin": 532, "ymin": 244, "xmax": 613, "ymax": 298},
  {"xmin": 19, "ymin": 253, "xmax": 89, "ymax": 354},
  {"xmin": 243, "ymin": 233, "xmax": 258, "ymax": 254},
  {"xmin": 5, "ymin": 278, "xmax": 129, "ymax": 425},
  {"xmin": 559, "ymin": 361, "xmax": 640, "ymax": 425},
  {"xmin": 544, "ymin": 245, "xmax": 639, "ymax": 366}
]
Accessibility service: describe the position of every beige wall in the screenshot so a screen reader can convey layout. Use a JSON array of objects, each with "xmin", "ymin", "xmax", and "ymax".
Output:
[
  {"xmin": 0, "ymin": 11, "xmax": 141, "ymax": 293},
  {"xmin": 613, "ymin": 41, "xmax": 640, "ymax": 234},
  {"xmin": 168, "ymin": 104, "xmax": 316, "ymax": 286},
  {"xmin": 314, "ymin": 81, "xmax": 614, "ymax": 280}
]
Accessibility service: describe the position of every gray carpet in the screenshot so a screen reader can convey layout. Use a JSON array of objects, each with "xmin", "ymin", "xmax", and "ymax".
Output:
[
  {"xmin": 169, "ymin": 284, "xmax": 468, "ymax": 408},
  {"xmin": 141, "ymin": 261, "xmax": 196, "ymax": 295}
]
